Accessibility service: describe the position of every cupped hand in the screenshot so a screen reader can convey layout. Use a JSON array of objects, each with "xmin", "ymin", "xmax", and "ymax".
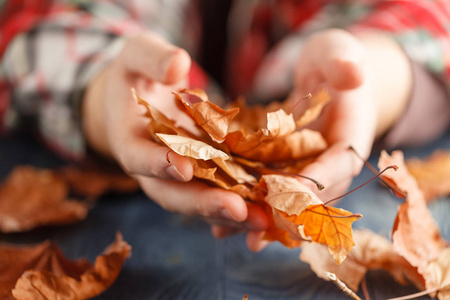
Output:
[
  {"xmin": 289, "ymin": 28, "xmax": 411, "ymax": 200},
  {"xmin": 82, "ymin": 32, "xmax": 268, "ymax": 247}
]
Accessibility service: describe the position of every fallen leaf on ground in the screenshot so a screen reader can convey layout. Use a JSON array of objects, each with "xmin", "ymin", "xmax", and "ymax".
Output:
[
  {"xmin": 300, "ymin": 229, "xmax": 424, "ymax": 291},
  {"xmin": 0, "ymin": 166, "xmax": 88, "ymax": 233},
  {"xmin": 61, "ymin": 166, "xmax": 139, "ymax": 198},
  {"xmin": 11, "ymin": 232, "xmax": 131, "ymax": 300},
  {"xmin": 379, "ymin": 150, "xmax": 448, "ymax": 274},
  {"xmin": 406, "ymin": 150, "xmax": 450, "ymax": 202}
]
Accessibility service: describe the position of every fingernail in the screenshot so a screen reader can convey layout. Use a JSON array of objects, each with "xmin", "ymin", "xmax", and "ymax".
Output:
[
  {"xmin": 220, "ymin": 208, "xmax": 240, "ymax": 222},
  {"xmin": 166, "ymin": 164, "xmax": 187, "ymax": 182}
]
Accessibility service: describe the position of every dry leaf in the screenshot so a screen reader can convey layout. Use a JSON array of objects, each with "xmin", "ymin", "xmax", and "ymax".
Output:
[
  {"xmin": 291, "ymin": 88, "xmax": 330, "ymax": 128},
  {"xmin": 292, "ymin": 204, "xmax": 361, "ymax": 264},
  {"xmin": 0, "ymin": 166, "xmax": 88, "ymax": 233},
  {"xmin": 173, "ymin": 89, "xmax": 240, "ymax": 143},
  {"xmin": 406, "ymin": 150, "xmax": 450, "ymax": 202},
  {"xmin": 11, "ymin": 233, "xmax": 131, "ymax": 300},
  {"xmin": 135, "ymin": 88, "xmax": 360, "ymax": 263},
  {"xmin": 424, "ymin": 247, "xmax": 450, "ymax": 299},
  {"xmin": 156, "ymin": 133, "xmax": 229, "ymax": 160},
  {"xmin": 61, "ymin": 166, "xmax": 139, "ymax": 198},
  {"xmin": 300, "ymin": 229, "xmax": 424, "ymax": 292},
  {"xmin": 379, "ymin": 150, "xmax": 448, "ymax": 274}
]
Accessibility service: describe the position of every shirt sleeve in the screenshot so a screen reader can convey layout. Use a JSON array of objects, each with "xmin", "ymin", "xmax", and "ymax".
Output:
[{"xmin": 0, "ymin": 0, "xmax": 202, "ymax": 160}]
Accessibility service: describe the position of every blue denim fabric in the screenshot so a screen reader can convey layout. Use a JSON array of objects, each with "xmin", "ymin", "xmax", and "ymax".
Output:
[{"xmin": 1, "ymin": 131, "xmax": 449, "ymax": 300}]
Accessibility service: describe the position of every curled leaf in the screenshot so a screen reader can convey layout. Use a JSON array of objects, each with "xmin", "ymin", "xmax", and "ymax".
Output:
[
  {"xmin": 156, "ymin": 133, "xmax": 229, "ymax": 160},
  {"xmin": 173, "ymin": 89, "xmax": 240, "ymax": 143},
  {"xmin": 379, "ymin": 150, "xmax": 448, "ymax": 274},
  {"xmin": 11, "ymin": 233, "xmax": 131, "ymax": 300}
]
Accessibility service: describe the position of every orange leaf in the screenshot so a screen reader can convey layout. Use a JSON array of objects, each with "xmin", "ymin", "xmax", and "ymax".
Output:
[
  {"xmin": 61, "ymin": 166, "xmax": 139, "ymax": 198},
  {"xmin": 11, "ymin": 233, "xmax": 131, "ymax": 300},
  {"xmin": 293, "ymin": 204, "xmax": 362, "ymax": 264},
  {"xmin": 0, "ymin": 166, "xmax": 88, "ymax": 233},
  {"xmin": 406, "ymin": 150, "xmax": 450, "ymax": 202}
]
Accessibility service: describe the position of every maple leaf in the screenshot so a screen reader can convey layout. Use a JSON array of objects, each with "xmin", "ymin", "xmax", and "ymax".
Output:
[
  {"xmin": 379, "ymin": 150, "xmax": 448, "ymax": 274},
  {"xmin": 0, "ymin": 166, "xmax": 88, "ymax": 233},
  {"xmin": 0, "ymin": 233, "xmax": 130, "ymax": 300},
  {"xmin": 292, "ymin": 204, "xmax": 362, "ymax": 264},
  {"xmin": 173, "ymin": 89, "xmax": 240, "ymax": 143},
  {"xmin": 406, "ymin": 150, "xmax": 450, "ymax": 202}
]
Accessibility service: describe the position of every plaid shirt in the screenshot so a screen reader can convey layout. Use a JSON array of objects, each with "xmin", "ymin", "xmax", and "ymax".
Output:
[{"xmin": 1, "ymin": 0, "xmax": 450, "ymax": 160}]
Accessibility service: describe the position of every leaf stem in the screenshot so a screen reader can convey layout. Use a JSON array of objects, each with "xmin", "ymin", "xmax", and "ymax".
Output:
[
  {"xmin": 325, "ymin": 272, "xmax": 362, "ymax": 300},
  {"xmin": 287, "ymin": 93, "xmax": 312, "ymax": 115},
  {"xmin": 348, "ymin": 146, "xmax": 407, "ymax": 198},
  {"xmin": 323, "ymin": 165, "xmax": 398, "ymax": 206},
  {"xmin": 306, "ymin": 209, "xmax": 362, "ymax": 219},
  {"xmin": 385, "ymin": 284, "xmax": 450, "ymax": 300}
]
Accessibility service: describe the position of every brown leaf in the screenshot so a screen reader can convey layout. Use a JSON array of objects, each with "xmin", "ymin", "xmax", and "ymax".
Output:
[
  {"xmin": 0, "ymin": 240, "xmax": 90, "ymax": 300},
  {"xmin": 300, "ymin": 229, "xmax": 424, "ymax": 292},
  {"xmin": 132, "ymin": 89, "xmax": 198, "ymax": 139},
  {"xmin": 12, "ymin": 232, "xmax": 131, "ymax": 300},
  {"xmin": 406, "ymin": 150, "xmax": 450, "ymax": 202},
  {"xmin": 0, "ymin": 166, "xmax": 88, "ymax": 233},
  {"xmin": 61, "ymin": 166, "xmax": 139, "ymax": 198},
  {"xmin": 225, "ymin": 109, "xmax": 326, "ymax": 162},
  {"xmin": 173, "ymin": 89, "xmax": 240, "ymax": 143},
  {"xmin": 379, "ymin": 150, "xmax": 448, "ymax": 274}
]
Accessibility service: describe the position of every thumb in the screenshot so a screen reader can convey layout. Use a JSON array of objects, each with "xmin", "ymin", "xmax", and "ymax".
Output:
[{"xmin": 119, "ymin": 32, "xmax": 191, "ymax": 85}]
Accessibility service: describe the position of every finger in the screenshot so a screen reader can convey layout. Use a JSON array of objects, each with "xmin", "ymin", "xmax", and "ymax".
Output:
[
  {"xmin": 119, "ymin": 32, "xmax": 191, "ymax": 85},
  {"xmin": 246, "ymin": 231, "xmax": 271, "ymax": 252},
  {"xmin": 137, "ymin": 176, "xmax": 249, "ymax": 222},
  {"xmin": 211, "ymin": 225, "xmax": 244, "ymax": 239},
  {"xmin": 296, "ymin": 29, "xmax": 364, "ymax": 91},
  {"xmin": 115, "ymin": 130, "xmax": 193, "ymax": 181}
]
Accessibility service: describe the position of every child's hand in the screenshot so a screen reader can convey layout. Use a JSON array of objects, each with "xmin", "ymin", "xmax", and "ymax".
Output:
[
  {"xmin": 82, "ymin": 32, "xmax": 269, "ymax": 248},
  {"xmin": 289, "ymin": 29, "xmax": 411, "ymax": 200}
]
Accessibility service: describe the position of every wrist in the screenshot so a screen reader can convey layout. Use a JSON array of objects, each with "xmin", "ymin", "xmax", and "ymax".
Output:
[{"xmin": 82, "ymin": 67, "xmax": 113, "ymax": 158}]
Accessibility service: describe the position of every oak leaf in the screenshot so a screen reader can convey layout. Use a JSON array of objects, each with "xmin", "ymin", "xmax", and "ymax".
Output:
[
  {"xmin": 406, "ymin": 150, "xmax": 450, "ymax": 202},
  {"xmin": 0, "ymin": 166, "xmax": 88, "ymax": 233},
  {"xmin": 379, "ymin": 150, "xmax": 448, "ymax": 274},
  {"xmin": 12, "ymin": 233, "xmax": 131, "ymax": 300}
]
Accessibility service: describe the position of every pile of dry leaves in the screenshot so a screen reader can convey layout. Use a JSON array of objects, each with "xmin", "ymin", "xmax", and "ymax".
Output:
[{"xmin": 1, "ymin": 86, "xmax": 449, "ymax": 299}]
